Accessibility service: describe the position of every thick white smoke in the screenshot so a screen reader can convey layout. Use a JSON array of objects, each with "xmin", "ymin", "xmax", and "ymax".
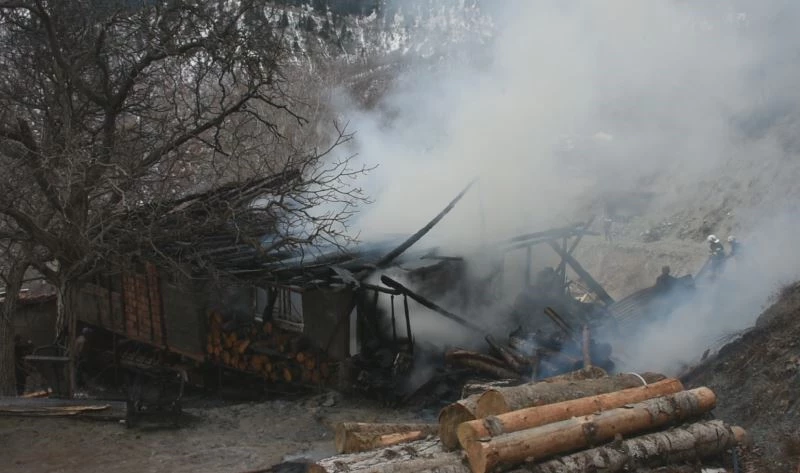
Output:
[{"xmin": 334, "ymin": 1, "xmax": 800, "ymax": 366}]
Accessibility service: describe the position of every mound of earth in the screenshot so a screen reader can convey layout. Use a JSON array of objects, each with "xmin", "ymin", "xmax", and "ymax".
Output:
[{"xmin": 683, "ymin": 281, "xmax": 800, "ymax": 472}]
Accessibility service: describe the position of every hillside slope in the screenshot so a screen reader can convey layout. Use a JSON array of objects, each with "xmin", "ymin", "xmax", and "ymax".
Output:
[{"xmin": 682, "ymin": 282, "xmax": 800, "ymax": 472}]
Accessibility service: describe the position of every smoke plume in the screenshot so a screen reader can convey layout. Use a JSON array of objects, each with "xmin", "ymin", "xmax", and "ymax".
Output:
[{"xmin": 335, "ymin": 0, "xmax": 800, "ymax": 370}]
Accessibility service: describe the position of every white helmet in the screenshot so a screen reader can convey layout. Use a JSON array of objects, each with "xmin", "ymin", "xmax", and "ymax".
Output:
[
  {"xmin": 707, "ymin": 235, "xmax": 719, "ymax": 243},
  {"xmin": 727, "ymin": 235, "xmax": 736, "ymax": 243}
]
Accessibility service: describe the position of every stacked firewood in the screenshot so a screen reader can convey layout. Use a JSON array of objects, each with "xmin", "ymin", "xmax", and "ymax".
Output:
[
  {"xmin": 206, "ymin": 311, "xmax": 332, "ymax": 385},
  {"xmin": 310, "ymin": 369, "xmax": 748, "ymax": 473}
]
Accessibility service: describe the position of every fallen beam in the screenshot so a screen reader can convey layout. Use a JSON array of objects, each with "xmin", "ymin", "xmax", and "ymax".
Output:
[
  {"xmin": 380, "ymin": 275, "xmax": 485, "ymax": 333},
  {"xmin": 464, "ymin": 387, "xmax": 718, "ymax": 473},
  {"xmin": 547, "ymin": 241, "xmax": 614, "ymax": 305},
  {"xmin": 374, "ymin": 179, "xmax": 477, "ymax": 269}
]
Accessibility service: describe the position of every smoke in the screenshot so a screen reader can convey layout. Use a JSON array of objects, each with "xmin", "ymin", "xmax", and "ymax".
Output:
[
  {"xmin": 618, "ymin": 211, "xmax": 800, "ymax": 374},
  {"xmin": 331, "ymin": 1, "xmax": 800, "ymax": 368}
]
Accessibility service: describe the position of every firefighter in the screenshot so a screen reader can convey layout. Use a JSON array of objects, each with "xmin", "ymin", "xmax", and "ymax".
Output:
[
  {"xmin": 727, "ymin": 235, "xmax": 740, "ymax": 257},
  {"xmin": 707, "ymin": 234, "xmax": 725, "ymax": 276},
  {"xmin": 602, "ymin": 217, "xmax": 613, "ymax": 242},
  {"xmin": 707, "ymin": 235, "xmax": 725, "ymax": 257}
]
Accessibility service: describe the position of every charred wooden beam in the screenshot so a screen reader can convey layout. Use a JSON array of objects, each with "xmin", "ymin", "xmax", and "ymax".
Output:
[
  {"xmin": 380, "ymin": 275, "xmax": 485, "ymax": 333},
  {"xmin": 556, "ymin": 217, "xmax": 595, "ymax": 282},
  {"xmin": 373, "ymin": 179, "xmax": 477, "ymax": 270},
  {"xmin": 547, "ymin": 242, "xmax": 614, "ymax": 305}
]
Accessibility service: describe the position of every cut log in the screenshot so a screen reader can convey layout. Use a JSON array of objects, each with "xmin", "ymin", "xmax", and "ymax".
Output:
[
  {"xmin": 461, "ymin": 379, "xmax": 522, "ymax": 399},
  {"xmin": 457, "ymin": 378, "xmax": 684, "ymax": 447},
  {"xmin": 509, "ymin": 420, "xmax": 746, "ymax": 473},
  {"xmin": 440, "ymin": 367, "xmax": 606, "ymax": 451},
  {"xmin": 475, "ymin": 371, "xmax": 665, "ymax": 417},
  {"xmin": 445, "ymin": 349, "xmax": 521, "ymax": 380},
  {"xmin": 317, "ymin": 438, "xmax": 469, "ymax": 473},
  {"xmin": 464, "ymin": 387, "xmax": 717, "ymax": 473},
  {"xmin": 439, "ymin": 394, "xmax": 481, "ymax": 451},
  {"xmin": 536, "ymin": 366, "xmax": 608, "ymax": 384},
  {"xmin": 334, "ymin": 422, "xmax": 439, "ymax": 453},
  {"xmin": 485, "ymin": 335, "xmax": 523, "ymax": 373}
]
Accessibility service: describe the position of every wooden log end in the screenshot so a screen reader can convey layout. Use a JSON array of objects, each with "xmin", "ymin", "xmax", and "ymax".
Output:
[
  {"xmin": 731, "ymin": 425, "xmax": 749, "ymax": 446},
  {"xmin": 690, "ymin": 386, "xmax": 717, "ymax": 410},
  {"xmin": 465, "ymin": 440, "xmax": 490, "ymax": 473},
  {"xmin": 334, "ymin": 422, "xmax": 348, "ymax": 453},
  {"xmin": 474, "ymin": 390, "xmax": 509, "ymax": 418},
  {"xmin": 439, "ymin": 403, "xmax": 478, "ymax": 451}
]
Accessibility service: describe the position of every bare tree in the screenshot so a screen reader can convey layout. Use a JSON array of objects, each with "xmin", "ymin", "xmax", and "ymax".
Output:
[{"xmin": 0, "ymin": 0, "xmax": 368, "ymax": 395}]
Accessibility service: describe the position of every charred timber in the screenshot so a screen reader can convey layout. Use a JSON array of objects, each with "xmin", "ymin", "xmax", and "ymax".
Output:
[
  {"xmin": 381, "ymin": 276, "xmax": 485, "ymax": 333},
  {"xmin": 547, "ymin": 241, "xmax": 614, "ymax": 305},
  {"xmin": 485, "ymin": 335, "xmax": 523, "ymax": 373},
  {"xmin": 374, "ymin": 179, "xmax": 477, "ymax": 270},
  {"xmin": 444, "ymin": 349, "xmax": 521, "ymax": 380}
]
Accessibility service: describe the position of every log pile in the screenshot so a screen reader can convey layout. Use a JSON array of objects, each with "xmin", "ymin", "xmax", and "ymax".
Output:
[
  {"xmin": 312, "ymin": 371, "xmax": 749, "ymax": 473},
  {"xmin": 205, "ymin": 310, "xmax": 332, "ymax": 385}
]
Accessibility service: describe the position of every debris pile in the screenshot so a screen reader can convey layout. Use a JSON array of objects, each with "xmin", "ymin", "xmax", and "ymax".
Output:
[
  {"xmin": 206, "ymin": 310, "xmax": 334, "ymax": 385},
  {"xmin": 311, "ymin": 369, "xmax": 748, "ymax": 473}
]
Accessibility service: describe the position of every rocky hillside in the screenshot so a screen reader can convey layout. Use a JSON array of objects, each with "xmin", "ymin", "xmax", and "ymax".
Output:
[{"xmin": 682, "ymin": 281, "xmax": 800, "ymax": 472}]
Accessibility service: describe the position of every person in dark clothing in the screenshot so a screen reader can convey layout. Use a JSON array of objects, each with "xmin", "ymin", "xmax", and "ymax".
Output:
[
  {"xmin": 655, "ymin": 265, "xmax": 677, "ymax": 292},
  {"xmin": 707, "ymin": 234, "xmax": 725, "ymax": 257},
  {"xmin": 727, "ymin": 236, "xmax": 740, "ymax": 257},
  {"xmin": 603, "ymin": 217, "xmax": 613, "ymax": 242}
]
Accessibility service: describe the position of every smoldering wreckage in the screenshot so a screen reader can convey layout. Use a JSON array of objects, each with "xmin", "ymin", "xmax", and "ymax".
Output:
[{"xmin": 4, "ymin": 182, "xmax": 750, "ymax": 472}]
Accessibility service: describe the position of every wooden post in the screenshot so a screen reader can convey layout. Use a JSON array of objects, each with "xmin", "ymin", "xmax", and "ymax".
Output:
[{"xmin": 582, "ymin": 325, "xmax": 591, "ymax": 369}]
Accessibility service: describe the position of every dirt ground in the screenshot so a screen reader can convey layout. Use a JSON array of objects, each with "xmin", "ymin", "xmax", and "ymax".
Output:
[
  {"xmin": 0, "ymin": 393, "xmax": 429, "ymax": 473},
  {"xmin": 683, "ymin": 281, "xmax": 800, "ymax": 473}
]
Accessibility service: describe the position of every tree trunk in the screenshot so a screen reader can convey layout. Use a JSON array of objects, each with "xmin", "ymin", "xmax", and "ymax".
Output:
[
  {"xmin": 464, "ymin": 387, "xmax": 717, "ymax": 473},
  {"xmin": 335, "ymin": 422, "xmax": 438, "ymax": 453},
  {"xmin": 0, "ymin": 301, "xmax": 19, "ymax": 396},
  {"xmin": 457, "ymin": 378, "xmax": 684, "ymax": 447},
  {"xmin": 510, "ymin": 420, "xmax": 746, "ymax": 473},
  {"xmin": 475, "ymin": 372, "xmax": 666, "ymax": 417},
  {"xmin": 0, "ymin": 257, "xmax": 28, "ymax": 396},
  {"xmin": 55, "ymin": 280, "xmax": 77, "ymax": 399},
  {"xmin": 316, "ymin": 438, "xmax": 469, "ymax": 473},
  {"xmin": 439, "ymin": 367, "xmax": 606, "ymax": 451}
]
